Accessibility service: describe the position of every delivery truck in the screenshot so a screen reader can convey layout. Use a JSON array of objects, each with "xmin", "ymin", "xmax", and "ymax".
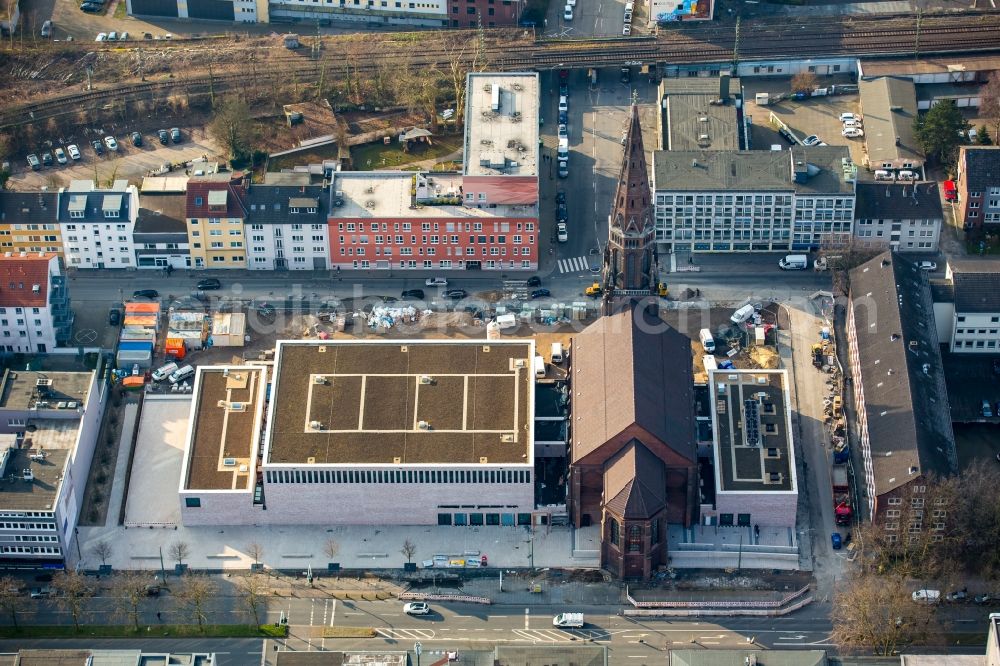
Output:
[{"xmin": 553, "ymin": 612, "xmax": 584, "ymax": 628}]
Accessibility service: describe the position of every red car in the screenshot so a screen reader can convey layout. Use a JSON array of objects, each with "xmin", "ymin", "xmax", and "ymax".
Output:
[{"xmin": 943, "ymin": 180, "xmax": 957, "ymax": 202}]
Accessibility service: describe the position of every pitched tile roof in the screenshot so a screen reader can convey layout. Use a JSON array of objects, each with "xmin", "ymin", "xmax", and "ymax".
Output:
[
  {"xmin": 571, "ymin": 306, "xmax": 696, "ymax": 466},
  {"xmin": 0, "ymin": 192, "xmax": 59, "ymax": 226},
  {"xmin": 854, "ymin": 182, "xmax": 942, "ymax": 220},
  {"xmin": 947, "ymin": 259, "xmax": 1000, "ymax": 313},
  {"xmin": 603, "ymin": 441, "xmax": 666, "ymax": 519},
  {"xmin": 185, "ymin": 179, "xmax": 247, "ymax": 219},
  {"xmin": 848, "ymin": 252, "xmax": 956, "ymax": 497},
  {"xmin": 959, "ymin": 146, "xmax": 1000, "ymax": 193},
  {"xmin": 0, "ymin": 253, "xmax": 56, "ymax": 308}
]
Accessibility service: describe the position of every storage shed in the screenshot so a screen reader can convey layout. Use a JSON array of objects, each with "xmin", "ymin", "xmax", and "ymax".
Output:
[{"xmin": 210, "ymin": 313, "xmax": 246, "ymax": 347}]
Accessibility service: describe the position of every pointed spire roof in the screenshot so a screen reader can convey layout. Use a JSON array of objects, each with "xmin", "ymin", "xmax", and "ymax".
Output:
[{"xmin": 610, "ymin": 105, "xmax": 653, "ymax": 235}]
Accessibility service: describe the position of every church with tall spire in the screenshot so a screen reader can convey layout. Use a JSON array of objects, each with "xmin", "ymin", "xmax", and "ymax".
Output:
[{"xmin": 603, "ymin": 104, "xmax": 657, "ymax": 301}]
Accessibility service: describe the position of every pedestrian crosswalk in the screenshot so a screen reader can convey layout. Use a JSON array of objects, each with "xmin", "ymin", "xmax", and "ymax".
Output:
[
  {"xmin": 558, "ymin": 256, "xmax": 590, "ymax": 273},
  {"xmin": 512, "ymin": 628, "xmax": 609, "ymax": 642},
  {"xmin": 377, "ymin": 627, "xmax": 436, "ymax": 640}
]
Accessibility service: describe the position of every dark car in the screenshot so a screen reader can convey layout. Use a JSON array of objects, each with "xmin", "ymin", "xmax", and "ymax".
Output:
[
  {"xmin": 557, "ymin": 203, "xmax": 568, "ymax": 222},
  {"xmin": 132, "ymin": 289, "xmax": 159, "ymax": 299},
  {"xmin": 170, "ymin": 127, "xmax": 182, "ymax": 143},
  {"xmin": 108, "ymin": 309, "xmax": 121, "ymax": 326},
  {"xmin": 526, "ymin": 276, "xmax": 541, "ymax": 287},
  {"xmin": 620, "ymin": 67, "xmax": 631, "ymax": 83},
  {"xmin": 196, "ymin": 278, "xmax": 221, "ymax": 290},
  {"xmin": 531, "ymin": 288, "xmax": 551, "ymax": 299},
  {"xmin": 401, "ymin": 289, "xmax": 425, "ymax": 300},
  {"xmin": 158, "ymin": 129, "xmax": 169, "ymax": 145},
  {"xmin": 143, "ymin": 32, "xmax": 153, "ymax": 39},
  {"xmin": 444, "ymin": 289, "xmax": 468, "ymax": 300},
  {"xmin": 558, "ymin": 111, "xmax": 568, "ymax": 125},
  {"xmin": 555, "ymin": 191, "xmax": 566, "ymax": 205},
  {"xmin": 91, "ymin": 139, "xmax": 104, "ymax": 155},
  {"xmin": 80, "ymin": 3, "xmax": 101, "ymax": 11},
  {"xmin": 130, "ymin": 131, "xmax": 143, "ymax": 147},
  {"xmin": 41, "ymin": 152, "xmax": 53, "ymax": 167}
]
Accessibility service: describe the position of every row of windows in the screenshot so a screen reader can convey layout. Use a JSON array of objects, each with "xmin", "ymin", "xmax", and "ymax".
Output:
[
  {"xmin": 1, "ymin": 546, "xmax": 60, "ymax": 554},
  {"xmin": 955, "ymin": 339, "xmax": 998, "ymax": 349},
  {"xmin": 0, "ymin": 522, "xmax": 56, "ymax": 530},
  {"xmin": 0, "ymin": 511, "xmax": 51, "ymax": 518},
  {"xmin": 339, "ymin": 246, "xmax": 531, "ymax": 257},
  {"xmin": 339, "ymin": 222, "xmax": 533, "ymax": 233},
  {"xmin": 265, "ymin": 468, "xmax": 531, "ymax": 485},
  {"xmin": 0, "ymin": 308, "xmax": 40, "ymax": 315},
  {"xmin": 438, "ymin": 512, "xmax": 531, "ymax": 526},
  {"xmin": 248, "ymin": 224, "xmax": 326, "ymax": 230},
  {"xmin": 343, "ymin": 259, "xmax": 533, "ymax": 269},
  {"xmin": 342, "ymin": 234, "xmax": 531, "ymax": 246},
  {"xmin": 956, "ymin": 328, "xmax": 999, "ymax": 336},
  {"xmin": 657, "ymin": 194, "xmax": 794, "ymax": 206},
  {"xmin": 11, "ymin": 535, "xmax": 58, "ymax": 542}
]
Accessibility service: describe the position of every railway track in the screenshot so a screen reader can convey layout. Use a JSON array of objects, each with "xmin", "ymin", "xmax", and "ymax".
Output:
[{"xmin": 3, "ymin": 12, "xmax": 1000, "ymax": 129}]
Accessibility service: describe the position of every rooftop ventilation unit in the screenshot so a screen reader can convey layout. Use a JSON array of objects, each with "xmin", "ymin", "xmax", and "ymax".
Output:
[
  {"xmin": 479, "ymin": 457, "xmax": 489, "ymax": 464},
  {"xmin": 419, "ymin": 375, "xmax": 434, "ymax": 385},
  {"xmin": 418, "ymin": 421, "xmax": 431, "ymax": 430},
  {"xmin": 223, "ymin": 458, "xmax": 237, "ymax": 467},
  {"xmin": 309, "ymin": 421, "xmax": 324, "ymax": 430},
  {"xmin": 22, "ymin": 469, "xmax": 34, "ymax": 482},
  {"xmin": 501, "ymin": 434, "xmax": 515, "ymax": 443},
  {"xmin": 313, "ymin": 376, "xmax": 328, "ymax": 385},
  {"xmin": 393, "ymin": 457, "xmax": 402, "ymax": 464}
]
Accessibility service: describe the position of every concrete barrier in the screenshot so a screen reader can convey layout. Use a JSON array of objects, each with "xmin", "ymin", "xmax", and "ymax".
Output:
[{"xmin": 399, "ymin": 592, "xmax": 491, "ymax": 605}]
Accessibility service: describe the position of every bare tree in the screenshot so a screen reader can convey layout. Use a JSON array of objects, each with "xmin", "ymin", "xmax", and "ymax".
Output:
[
  {"xmin": 790, "ymin": 71, "xmax": 818, "ymax": 95},
  {"xmin": 401, "ymin": 538, "xmax": 417, "ymax": 564},
  {"xmin": 0, "ymin": 576, "xmax": 25, "ymax": 629},
  {"xmin": 51, "ymin": 570, "xmax": 94, "ymax": 631},
  {"xmin": 831, "ymin": 572, "xmax": 942, "ymax": 655},
  {"xmin": 245, "ymin": 541, "xmax": 264, "ymax": 569},
  {"xmin": 948, "ymin": 465, "xmax": 1000, "ymax": 578},
  {"xmin": 208, "ymin": 97, "xmax": 257, "ymax": 162},
  {"xmin": 979, "ymin": 72, "xmax": 1000, "ymax": 146},
  {"xmin": 169, "ymin": 541, "xmax": 191, "ymax": 568},
  {"xmin": 439, "ymin": 32, "xmax": 477, "ymax": 126},
  {"xmin": 110, "ymin": 571, "xmax": 148, "ymax": 631},
  {"xmin": 92, "ymin": 540, "xmax": 113, "ymax": 567},
  {"xmin": 235, "ymin": 573, "xmax": 269, "ymax": 628},
  {"xmin": 323, "ymin": 537, "xmax": 340, "ymax": 562},
  {"xmin": 176, "ymin": 575, "xmax": 217, "ymax": 631}
]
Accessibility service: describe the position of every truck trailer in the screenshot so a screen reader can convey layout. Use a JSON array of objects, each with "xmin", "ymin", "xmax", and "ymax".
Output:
[{"xmin": 831, "ymin": 462, "xmax": 852, "ymax": 526}]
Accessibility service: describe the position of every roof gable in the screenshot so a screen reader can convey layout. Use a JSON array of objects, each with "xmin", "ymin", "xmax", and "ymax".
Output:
[{"xmin": 0, "ymin": 253, "xmax": 56, "ymax": 308}]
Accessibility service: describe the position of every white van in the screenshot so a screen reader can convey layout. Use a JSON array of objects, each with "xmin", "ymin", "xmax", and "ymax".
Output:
[
  {"xmin": 699, "ymin": 328, "xmax": 715, "ymax": 353},
  {"xmin": 874, "ymin": 170, "xmax": 894, "ymax": 181},
  {"xmin": 553, "ymin": 612, "xmax": 584, "ymax": 628},
  {"xmin": 551, "ymin": 342, "xmax": 564, "ymax": 364},
  {"xmin": 168, "ymin": 365, "xmax": 195, "ymax": 384},
  {"xmin": 912, "ymin": 589, "xmax": 941, "ymax": 604},
  {"xmin": 731, "ymin": 304, "xmax": 756, "ymax": 325},
  {"xmin": 151, "ymin": 362, "xmax": 178, "ymax": 382},
  {"xmin": 533, "ymin": 355, "xmax": 545, "ymax": 379},
  {"xmin": 779, "ymin": 254, "xmax": 809, "ymax": 270}
]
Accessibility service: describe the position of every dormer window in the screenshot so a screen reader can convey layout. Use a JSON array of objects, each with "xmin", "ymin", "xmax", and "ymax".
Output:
[
  {"xmin": 290, "ymin": 207, "xmax": 299, "ymax": 214},
  {"xmin": 69, "ymin": 210, "xmax": 85, "ymax": 219},
  {"xmin": 195, "ymin": 197, "xmax": 203, "ymax": 206},
  {"xmin": 104, "ymin": 209, "xmax": 120, "ymax": 219}
]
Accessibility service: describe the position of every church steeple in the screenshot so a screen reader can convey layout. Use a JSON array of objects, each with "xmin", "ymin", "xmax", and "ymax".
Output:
[{"xmin": 603, "ymin": 104, "xmax": 657, "ymax": 299}]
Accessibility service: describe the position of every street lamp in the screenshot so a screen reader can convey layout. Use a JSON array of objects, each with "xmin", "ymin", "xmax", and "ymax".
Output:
[{"xmin": 414, "ymin": 641, "xmax": 422, "ymax": 666}]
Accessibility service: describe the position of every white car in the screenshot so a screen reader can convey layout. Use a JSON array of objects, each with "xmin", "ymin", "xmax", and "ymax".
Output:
[
  {"xmin": 103, "ymin": 135, "xmax": 119, "ymax": 151},
  {"xmin": 54, "ymin": 148, "xmax": 67, "ymax": 165},
  {"xmin": 563, "ymin": 5, "xmax": 573, "ymax": 20},
  {"xmin": 67, "ymin": 144, "xmax": 81, "ymax": 160},
  {"xmin": 108, "ymin": 31, "xmax": 118, "ymax": 41},
  {"xmin": 557, "ymin": 222, "xmax": 568, "ymax": 242},
  {"xmin": 95, "ymin": 32, "xmax": 107, "ymax": 42},
  {"xmin": 841, "ymin": 127, "xmax": 864, "ymax": 139},
  {"xmin": 425, "ymin": 277, "xmax": 448, "ymax": 287},
  {"xmin": 839, "ymin": 113, "xmax": 859, "ymax": 123},
  {"xmin": 842, "ymin": 119, "xmax": 862, "ymax": 129},
  {"xmin": 404, "ymin": 602, "xmax": 430, "ymax": 615},
  {"xmin": 802, "ymin": 135, "xmax": 821, "ymax": 146},
  {"xmin": 917, "ymin": 261, "xmax": 937, "ymax": 271},
  {"xmin": 622, "ymin": 24, "xmax": 631, "ymax": 35},
  {"xmin": 558, "ymin": 96, "xmax": 568, "ymax": 113}
]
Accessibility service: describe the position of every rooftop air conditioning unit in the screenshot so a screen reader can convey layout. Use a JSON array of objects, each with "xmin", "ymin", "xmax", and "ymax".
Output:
[
  {"xmin": 309, "ymin": 421, "xmax": 324, "ymax": 430},
  {"xmin": 22, "ymin": 469, "xmax": 34, "ymax": 482},
  {"xmin": 501, "ymin": 434, "xmax": 515, "ymax": 443},
  {"xmin": 418, "ymin": 421, "xmax": 431, "ymax": 430},
  {"xmin": 313, "ymin": 376, "xmax": 327, "ymax": 385},
  {"xmin": 513, "ymin": 359, "xmax": 526, "ymax": 368},
  {"xmin": 67, "ymin": 402, "xmax": 78, "ymax": 409},
  {"xmin": 223, "ymin": 458, "xmax": 237, "ymax": 467},
  {"xmin": 419, "ymin": 375, "xmax": 433, "ymax": 385}
]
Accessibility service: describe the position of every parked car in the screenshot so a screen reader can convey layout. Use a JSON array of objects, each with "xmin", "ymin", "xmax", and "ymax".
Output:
[
  {"xmin": 912, "ymin": 589, "xmax": 941, "ymax": 604},
  {"xmin": 29, "ymin": 587, "xmax": 51, "ymax": 599},
  {"xmin": 943, "ymin": 180, "xmax": 958, "ymax": 201},
  {"xmin": 95, "ymin": 32, "xmax": 107, "ymax": 41},
  {"xmin": 54, "ymin": 147, "xmax": 67, "ymax": 165},
  {"xmin": 558, "ymin": 124, "xmax": 568, "ymax": 138},
  {"xmin": 526, "ymin": 276, "xmax": 542, "ymax": 287},
  {"xmin": 555, "ymin": 191, "xmax": 566, "ymax": 205},
  {"xmin": 404, "ymin": 602, "xmax": 430, "ymax": 616},
  {"xmin": 108, "ymin": 31, "xmax": 118, "ymax": 41},
  {"xmin": 108, "ymin": 308, "xmax": 121, "ymax": 326},
  {"xmin": 26, "ymin": 154, "xmax": 40, "ymax": 171},
  {"xmin": 80, "ymin": 3, "xmax": 102, "ymax": 11},
  {"xmin": 917, "ymin": 261, "xmax": 937, "ymax": 271},
  {"xmin": 530, "ymin": 288, "xmax": 551, "ymax": 299},
  {"xmin": 975, "ymin": 593, "xmax": 992, "ymax": 604},
  {"xmin": 170, "ymin": 127, "xmax": 182, "ymax": 143},
  {"xmin": 130, "ymin": 131, "xmax": 143, "ymax": 147},
  {"xmin": 802, "ymin": 135, "xmax": 822, "ymax": 146},
  {"xmin": 67, "ymin": 144, "xmax": 81, "ymax": 160},
  {"xmin": 132, "ymin": 289, "xmax": 159, "ymax": 299},
  {"xmin": 558, "ymin": 160, "xmax": 568, "ymax": 178},
  {"xmin": 622, "ymin": 24, "xmax": 631, "ymax": 35},
  {"xmin": 103, "ymin": 135, "xmax": 119, "ymax": 151},
  {"xmin": 425, "ymin": 277, "xmax": 448, "ymax": 287},
  {"xmin": 444, "ymin": 289, "xmax": 468, "ymax": 300},
  {"xmin": 557, "ymin": 203, "xmax": 568, "ymax": 222},
  {"xmin": 558, "ymin": 96, "xmax": 568, "ymax": 113},
  {"xmin": 401, "ymin": 289, "xmax": 425, "ymax": 300},
  {"xmin": 946, "ymin": 589, "xmax": 968, "ymax": 602},
  {"xmin": 831, "ymin": 532, "xmax": 842, "ymax": 550},
  {"xmin": 41, "ymin": 152, "xmax": 53, "ymax": 167},
  {"xmin": 839, "ymin": 112, "xmax": 859, "ymax": 123},
  {"xmin": 158, "ymin": 129, "xmax": 169, "ymax": 145},
  {"xmin": 91, "ymin": 140, "xmax": 104, "ymax": 155},
  {"xmin": 557, "ymin": 222, "xmax": 568, "ymax": 242},
  {"xmin": 119, "ymin": 31, "xmax": 128, "ymax": 40},
  {"xmin": 982, "ymin": 399, "xmax": 994, "ymax": 418},
  {"xmin": 841, "ymin": 128, "xmax": 864, "ymax": 139},
  {"xmin": 563, "ymin": 5, "xmax": 573, "ymax": 20},
  {"xmin": 196, "ymin": 278, "xmax": 221, "ymax": 290},
  {"xmin": 558, "ymin": 111, "xmax": 568, "ymax": 125}
]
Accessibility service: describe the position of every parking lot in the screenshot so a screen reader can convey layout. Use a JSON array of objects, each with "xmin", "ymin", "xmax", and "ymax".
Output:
[
  {"xmin": 943, "ymin": 352, "xmax": 1000, "ymax": 422},
  {"xmin": 742, "ymin": 77, "xmax": 865, "ymax": 166},
  {"xmin": 7, "ymin": 126, "xmax": 223, "ymax": 191}
]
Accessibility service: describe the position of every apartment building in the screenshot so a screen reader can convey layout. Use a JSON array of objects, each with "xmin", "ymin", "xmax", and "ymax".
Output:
[
  {"xmin": 651, "ymin": 147, "xmax": 856, "ymax": 253},
  {"xmin": 327, "ymin": 171, "xmax": 538, "ymax": 271},
  {"xmin": 244, "ymin": 183, "xmax": 328, "ymax": 270},
  {"xmin": 266, "ymin": 0, "xmax": 447, "ymax": 25},
  {"xmin": 846, "ymin": 252, "xmax": 956, "ymax": 527},
  {"xmin": 185, "ymin": 177, "xmax": 248, "ymax": 269},
  {"xmin": 956, "ymin": 146, "xmax": 1000, "ymax": 230},
  {"xmin": 0, "ymin": 367, "xmax": 107, "ymax": 566},
  {"xmin": 445, "ymin": 0, "xmax": 521, "ymax": 27},
  {"xmin": 934, "ymin": 260, "xmax": 1000, "ymax": 354},
  {"xmin": 0, "ymin": 192, "xmax": 63, "ymax": 257},
  {"xmin": 56, "ymin": 180, "xmax": 139, "ymax": 269},
  {"xmin": 0, "ymin": 253, "xmax": 72, "ymax": 353},
  {"xmin": 853, "ymin": 182, "xmax": 942, "ymax": 253},
  {"xmin": 135, "ymin": 193, "xmax": 190, "ymax": 269}
]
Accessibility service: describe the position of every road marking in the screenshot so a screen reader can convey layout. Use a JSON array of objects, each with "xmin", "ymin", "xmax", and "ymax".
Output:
[
  {"xmin": 329, "ymin": 600, "xmax": 336, "ymax": 627},
  {"xmin": 525, "ymin": 607, "xmax": 530, "ymax": 630},
  {"xmin": 558, "ymin": 256, "xmax": 589, "ymax": 273},
  {"xmin": 776, "ymin": 634, "xmax": 806, "ymax": 640}
]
